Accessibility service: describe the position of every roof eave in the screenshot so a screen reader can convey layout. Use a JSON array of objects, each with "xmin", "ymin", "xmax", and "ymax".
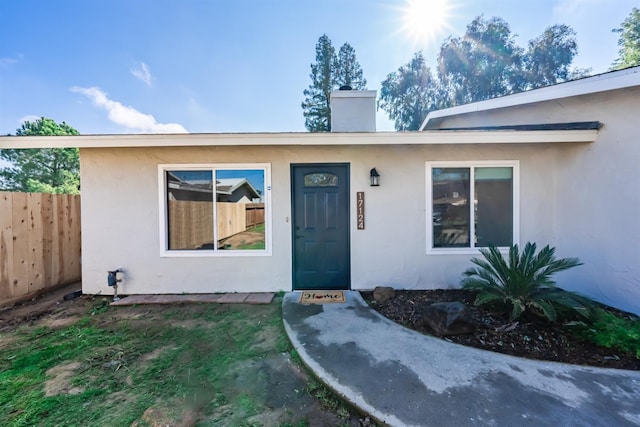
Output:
[
  {"xmin": 0, "ymin": 129, "xmax": 598, "ymax": 149},
  {"xmin": 420, "ymin": 66, "xmax": 640, "ymax": 130}
]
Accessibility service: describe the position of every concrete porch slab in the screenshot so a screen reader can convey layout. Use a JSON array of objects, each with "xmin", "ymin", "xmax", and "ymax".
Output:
[{"xmin": 110, "ymin": 292, "xmax": 274, "ymax": 306}]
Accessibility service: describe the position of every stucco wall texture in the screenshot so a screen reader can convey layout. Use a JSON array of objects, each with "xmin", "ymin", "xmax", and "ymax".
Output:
[
  {"xmin": 434, "ymin": 87, "xmax": 640, "ymax": 314},
  {"xmin": 78, "ymin": 88, "xmax": 639, "ymax": 315}
]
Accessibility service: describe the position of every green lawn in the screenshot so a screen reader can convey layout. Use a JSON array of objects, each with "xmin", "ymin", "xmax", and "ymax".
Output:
[{"xmin": 0, "ymin": 296, "xmax": 363, "ymax": 426}]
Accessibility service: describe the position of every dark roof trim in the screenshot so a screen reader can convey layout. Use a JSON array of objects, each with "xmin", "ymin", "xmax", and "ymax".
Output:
[{"xmin": 436, "ymin": 122, "xmax": 602, "ymax": 132}]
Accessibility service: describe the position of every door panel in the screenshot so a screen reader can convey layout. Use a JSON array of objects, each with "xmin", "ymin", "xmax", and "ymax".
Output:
[{"xmin": 292, "ymin": 164, "xmax": 350, "ymax": 290}]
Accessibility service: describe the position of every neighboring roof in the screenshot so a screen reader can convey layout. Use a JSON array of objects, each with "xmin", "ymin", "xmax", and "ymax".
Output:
[
  {"xmin": 166, "ymin": 173, "xmax": 260, "ymax": 198},
  {"xmin": 167, "ymin": 172, "xmax": 213, "ymax": 194},
  {"xmin": 0, "ymin": 129, "xmax": 598, "ymax": 149},
  {"xmin": 216, "ymin": 178, "xmax": 260, "ymax": 199},
  {"xmin": 420, "ymin": 66, "xmax": 640, "ymax": 130},
  {"xmin": 437, "ymin": 122, "xmax": 602, "ymax": 132}
]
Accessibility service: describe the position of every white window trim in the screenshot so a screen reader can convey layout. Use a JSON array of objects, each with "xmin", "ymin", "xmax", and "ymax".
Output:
[
  {"xmin": 158, "ymin": 163, "xmax": 272, "ymax": 257},
  {"xmin": 425, "ymin": 160, "xmax": 520, "ymax": 255}
]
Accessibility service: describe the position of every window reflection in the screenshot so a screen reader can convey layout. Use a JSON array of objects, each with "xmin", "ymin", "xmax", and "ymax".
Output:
[
  {"xmin": 431, "ymin": 166, "xmax": 514, "ymax": 249},
  {"xmin": 475, "ymin": 167, "xmax": 513, "ymax": 247},
  {"xmin": 216, "ymin": 170, "xmax": 265, "ymax": 250},
  {"xmin": 166, "ymin": 171, "xmax": 214, "ymax": 250},
  {"xmin": 165, "ymin": 168, "xmax": 267, "ymax": 252},
  {"xmin": 432, "ymin": 168, "xmax": 470, "ymax": 247}
]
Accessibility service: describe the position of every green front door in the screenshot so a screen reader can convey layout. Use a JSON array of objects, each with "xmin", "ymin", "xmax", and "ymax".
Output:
[{"xmin": 291, "ymin": 164, "xmax": 350, "ymax": 290}]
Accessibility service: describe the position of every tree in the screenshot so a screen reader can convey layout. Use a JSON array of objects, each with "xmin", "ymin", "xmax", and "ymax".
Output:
[
  {"xmin": 437, "ymin": 16, "xmax": 524, "ymax": 105},
  {"xmin": 611, "ymin": 7, "xmax": 640, "ymax": 70},
  {"xmin": 379, "ymin": 52, "xmax": 447, "ymax": 131},
  {"xmin": 336, "ymin": 42, "xmax": 367, "ymax": 89},
  {"xmin": 302, "ymin": 35, "xmax": 337, "ymax": 132},
  {"xmin": 0, "ymin": 117, "xmax": 80, "ymax": 194},
  {"xmin": 525, "ymin": 25, "xmax": 580, "ymax": 89},
  {"xmin": 380, "ymin": 16, "xmax": 585, "ymax": 130},
  {"xmin": 302, "ymin": 35, "xmax": 367, "ymax": 132}
]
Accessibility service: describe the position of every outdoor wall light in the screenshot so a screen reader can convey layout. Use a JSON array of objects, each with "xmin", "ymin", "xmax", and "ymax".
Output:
[{"xmin": 369, "ymin": 168, "xmax": 380, "ymax": 187}]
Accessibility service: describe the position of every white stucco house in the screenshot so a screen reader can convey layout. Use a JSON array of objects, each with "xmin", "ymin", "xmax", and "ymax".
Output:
[{"xmin": 1, "ymin": 66, "xmax": 639, "ymax": 315}]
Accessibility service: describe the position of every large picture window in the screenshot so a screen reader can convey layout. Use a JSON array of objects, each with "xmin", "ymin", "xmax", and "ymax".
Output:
[
  {"xmin": 426, "ymin": 161, "xmax": 519, "ymax": 253},
  {"xmin": 159, "ymin": 164, "xmax": 271, "ymax": 256}
]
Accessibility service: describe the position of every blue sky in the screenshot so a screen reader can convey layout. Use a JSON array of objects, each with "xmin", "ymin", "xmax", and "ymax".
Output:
[{"xmin": 0, "ymin": 0, "xmax": 636, "ymax": 136}]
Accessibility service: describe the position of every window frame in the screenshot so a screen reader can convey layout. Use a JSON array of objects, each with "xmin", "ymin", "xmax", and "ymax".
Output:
[
  {"xmin": 425, "ymin": 160, "xmax": 520, "ymax": 255},
  {"xmin": 158, "ymin": 163, "xmax": 272, "ymax": 257}
]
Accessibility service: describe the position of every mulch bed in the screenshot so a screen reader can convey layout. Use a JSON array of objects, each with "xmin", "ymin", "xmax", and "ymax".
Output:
[{"xmin": 360, "ymin": 289, "xmax": 640, "ymax": 371}]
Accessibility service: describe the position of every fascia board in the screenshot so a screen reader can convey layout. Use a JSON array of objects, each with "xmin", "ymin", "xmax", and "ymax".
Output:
[{"xmin": 0, "ymin": 129, "xmax": 597, "ymax": 149}]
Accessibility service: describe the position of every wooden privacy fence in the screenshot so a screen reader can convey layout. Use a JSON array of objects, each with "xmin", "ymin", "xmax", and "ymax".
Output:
[
  {"xmin": 0, "ymin": 192, "xmax": 81, "ymax": 304},
  {"xmin": 168, "ymin": 201, "xmax": 265, "ymax": 249},
  {"xmin": 245, "ymin": 203, "xmax": 265, "ymax": 228}
]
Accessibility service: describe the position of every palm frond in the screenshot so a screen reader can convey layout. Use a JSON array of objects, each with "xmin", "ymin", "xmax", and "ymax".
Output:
[
  {"xmin": 509, "ymin": 299, "xmax": 526, "ymax": 321},
  {"xmin": 528, "ymin": 299, "xmax": 558, "ymax": 322},
  {"xmin": 475, "ymin": 291, "xmax": 504, "ymax": 306},
  {"xmin": 459, "ymin": 242, "xmax": 588, "ymax": 322}
]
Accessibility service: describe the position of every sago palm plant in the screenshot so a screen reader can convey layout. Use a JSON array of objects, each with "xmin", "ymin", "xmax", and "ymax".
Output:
[{"xmin": 462, "ymin": 242, "xmax": 593, "ymax": 322}]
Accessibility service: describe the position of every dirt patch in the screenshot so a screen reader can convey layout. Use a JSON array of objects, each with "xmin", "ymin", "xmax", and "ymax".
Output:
[
  {"xmin": 131, "ymin": 401, "xmax": 198, "ymax": 427},
  {"xmin": 249, "ymin": 324, "xmax": 281, "ymax": 352},
  {"xmin": 40, "ymin": 316, "xmax": 81, "ymax": 329},
  {"xmin": 45, "ymin": 361, "xmax": 84, "ymax": 396},
  {"xmin": 362, "ymin": 289, "xmax": 640, "ymax": 371},
  {"xmin": 0, "ymin": 333, "xmax": 18, "ymax": 350},
  {"xmin": 223, "ymin": 353, "xmax": 359, "ymax": 426},
  {"xmin": 0, "ymin": 282, "xmax": 83, "ymax": 332},
  {"xmin": 141, "ymin": 345, "xmax": 173, "ymax": 364}
]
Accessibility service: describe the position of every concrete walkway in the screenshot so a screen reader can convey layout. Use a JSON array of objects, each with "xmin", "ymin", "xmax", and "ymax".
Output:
[{"xmin": 282, "ymin": 291, "xmax": 640, "ymax": 427}]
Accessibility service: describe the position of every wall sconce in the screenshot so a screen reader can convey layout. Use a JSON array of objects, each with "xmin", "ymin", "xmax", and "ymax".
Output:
[{"xmin": 369, "ymin": 168, "xmax": 380, "ymax": 187}]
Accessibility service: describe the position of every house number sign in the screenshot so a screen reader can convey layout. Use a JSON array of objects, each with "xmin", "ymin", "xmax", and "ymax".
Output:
[{"xmin": 357, "ymin": 192, "xmax": 365, "ymax": 230}]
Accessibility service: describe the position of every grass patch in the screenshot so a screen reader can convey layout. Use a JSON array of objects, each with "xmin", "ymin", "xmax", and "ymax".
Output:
[
  {"xmin": 305, "ymin": 377, "xmax": 351, "ymax": 419},
  {"xmin": 247, "ymin": 223, "xmax": 265, "ymax": 233},
  {"xmin": 236, "ymin": 240, "xmax": 266, "ymax": 250},
  {"xmin": 0, "ymin": 298, "xmax": 360, "ymax": 426}
]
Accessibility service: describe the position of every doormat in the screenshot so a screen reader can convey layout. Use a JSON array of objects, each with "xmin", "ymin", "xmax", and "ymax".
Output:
[{"xmin": 299, "ymin": 291, "xmax": 346, "ymax": 304}]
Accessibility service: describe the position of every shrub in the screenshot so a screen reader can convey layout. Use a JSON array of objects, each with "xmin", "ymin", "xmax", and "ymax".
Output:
[
  {"xmin": 461, "ymin": 242, "xmax": 593, "ymax": 322},
  {"xmin": 579, "ymin": 309, "xmax": 640, "ymax": 358}
]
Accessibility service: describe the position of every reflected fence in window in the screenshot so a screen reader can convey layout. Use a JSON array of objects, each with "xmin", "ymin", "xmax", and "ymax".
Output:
[
  {"xmin": 168, "ymin": 201, "xmax": 265, "ymax": 250},
  {"xmin": 163, "ymin": 166, "xmax": 268, "ymax": 252}
]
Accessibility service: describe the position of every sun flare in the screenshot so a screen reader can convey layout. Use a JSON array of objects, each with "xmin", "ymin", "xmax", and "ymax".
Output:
[{"xmin": 401, "ymin": 0, "xmax": 455, "ymax": 47}]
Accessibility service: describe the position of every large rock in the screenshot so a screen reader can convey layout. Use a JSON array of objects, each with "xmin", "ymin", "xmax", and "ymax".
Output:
[
  {"xmin": 373, "ymin": 286, "xmax": 396, "ymax": 304},
  {"xmin": 423, "ymin": 302, "xmax": 478, "ymax": 336}
]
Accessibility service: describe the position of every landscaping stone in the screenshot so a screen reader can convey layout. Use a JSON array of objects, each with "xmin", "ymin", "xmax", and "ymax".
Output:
[
  {"xmin": 373, "ymin": 286, "xmax": 396, "ymax": 304},
  {"xmin": 422, "ymin": 301, "xmax": 478, "ymax": 336}
]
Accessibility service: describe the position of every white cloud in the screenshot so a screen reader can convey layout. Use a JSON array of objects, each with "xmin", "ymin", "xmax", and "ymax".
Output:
[
  {"xmin": 0, "ymin": 54, "xmax": 22, "ymax": 67},
  {"xmin": 131, "ymin": 62, "xmax": 153, "ymax": 86},
  {"xmin": 71, "ymin": 86, "xmax": 188, "ymax": 133}
]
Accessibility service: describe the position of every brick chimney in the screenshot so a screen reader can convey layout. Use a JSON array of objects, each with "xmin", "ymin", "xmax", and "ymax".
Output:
[{"xmin": 330, "ymin": 87, "xmax": 377, "ymax": 132}]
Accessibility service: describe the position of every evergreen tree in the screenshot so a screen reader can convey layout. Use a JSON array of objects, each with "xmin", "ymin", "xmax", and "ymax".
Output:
[
  {"xmin": 302, "ymin": 35, "xmax": 337, "ymax": 132},
  {"xmin": 0, "ymin": 117, "xmax": 80, "ymax": 194},
  {"xmin": 302, "ymin": 36, "xmax": 367, "ymax": 132},
  {"xmin": 611, "ymin": 7, "xmax": 640, "ymax": 70},
  {"xmin": 336, "ymin": 42, "xmax": 367, "ymax": 89}
]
